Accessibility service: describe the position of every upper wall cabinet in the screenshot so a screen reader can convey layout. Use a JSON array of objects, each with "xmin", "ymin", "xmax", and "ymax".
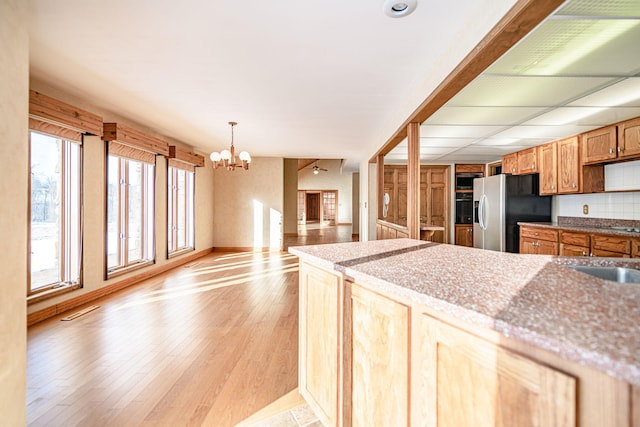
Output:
[
  {"xmin": 618, "ymin": 117, "xmax": 640, "ymax": 159},
  {"xmin": 582, "ymin": 117, "xmax": 640, "ymax": 165},
  {"xmin": 582, "ymin": 125, "xmax": 617, "ymax": 164},
  {"xmin": 502, "ymin": 147, "xmax": 539, "ymax": 176}
]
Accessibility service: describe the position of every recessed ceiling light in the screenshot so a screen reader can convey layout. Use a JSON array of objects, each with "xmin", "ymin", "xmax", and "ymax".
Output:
[{"xmin": 383, "ymin": 0, "xmax": 417, "ymax": 18}]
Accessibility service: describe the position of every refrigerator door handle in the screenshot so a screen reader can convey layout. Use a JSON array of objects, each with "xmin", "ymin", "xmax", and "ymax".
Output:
[{"xmin": 479, "ymin": 194, "xmax": 488, "ymax": 231}]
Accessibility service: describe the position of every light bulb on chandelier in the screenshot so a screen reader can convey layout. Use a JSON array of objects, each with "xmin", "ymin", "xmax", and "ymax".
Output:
[{"xmin": 210, "ymin": 121, "xmax": 251, "ymax": 170}]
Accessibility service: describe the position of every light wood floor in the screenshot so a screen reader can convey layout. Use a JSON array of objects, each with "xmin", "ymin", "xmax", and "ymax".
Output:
[{"xmin": 27, "ymin": 224, "xmax": 350, "ymax": 426}]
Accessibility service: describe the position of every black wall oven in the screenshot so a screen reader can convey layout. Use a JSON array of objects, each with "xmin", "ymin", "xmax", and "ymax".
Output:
[
  {"xmin": 456, "ymin": 192, "xmax": 474, "ymax": 224},
  {"xmin": 455, "ymin": 173, "xmax": 483, "ymax": 191}
]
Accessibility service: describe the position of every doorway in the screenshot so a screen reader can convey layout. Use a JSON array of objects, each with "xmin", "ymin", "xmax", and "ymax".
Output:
[{"xmin": 305, "ymin": 193, "xmax": 320, "ymax": 222}]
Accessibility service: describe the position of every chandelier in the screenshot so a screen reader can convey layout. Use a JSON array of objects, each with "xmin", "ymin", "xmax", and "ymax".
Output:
[{"xmin": 210, "ymin": 121, "xmax": 251, "ymax": 170}]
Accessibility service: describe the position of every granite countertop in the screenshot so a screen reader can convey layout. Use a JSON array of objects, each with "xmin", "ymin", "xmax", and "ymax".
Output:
[
  {"xmin": 519, "ymin": 217, "xmax": 640, "ymax": 238},
  {"xmin": 289, "ymin": 239, "xmax": 640, "ymax": 386}
]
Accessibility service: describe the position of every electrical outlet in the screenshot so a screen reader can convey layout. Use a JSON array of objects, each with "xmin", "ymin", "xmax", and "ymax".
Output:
[{"xmin": 583, "ymin": 204, "xmax": 589, "ymax": 215}]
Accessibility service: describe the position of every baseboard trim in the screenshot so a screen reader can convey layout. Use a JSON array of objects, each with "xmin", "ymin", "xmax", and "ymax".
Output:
[
  {"xmin": 213, "ymin": 246, "xmax": 279, "ymax": 253},
  {"xmin": 27, "ymin": 247, "xmax": 215, "ymax": 326}
]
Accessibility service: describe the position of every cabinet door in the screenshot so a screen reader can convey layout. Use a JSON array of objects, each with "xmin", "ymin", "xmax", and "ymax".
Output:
[
  {"xmin": 520, "ymin": 236, "xmax": 537, "ymax": 254},
  {"xmin": 502, "ymin": 153, "xmax": 518, "ymax": 175},
  {"xmin": 560, "ymin": 244, "xmax": 590, "ymax": 257},
  {"xmin": 592, "ymin": 235, "xmax": 631, "ymax": 255},
  {"xmin": 350, "ymin": 283, "xmax": 410, "ymax": 427},
  {"xmin": 423, "ymin": 316, "xmax": 576, "ymax": 427},
  {"xmin": 557, "ymin": 136, "xmax": 581, "ymax": 194},
  {"xmin": 633, "ymin": 239, "xmax": 640, "ymax": 258},
  {"xmin": 299, "ymin": 262, "xmax": 343, "ymax": 427},
  {"xmin": 517, "ymin": 147, "xmax": 539, "ymax": 174},
  {"xmin": 582, "ymin": 125, "xmax": 617, "ymax": 164},
  {"xmin": 537, "ymin": 239, "xmax": 559, "ymax": 255},
  {"xmin": 539, "ymin": 142, "xmax": 557, "ymax": 195},
  {"xmin": 455, "ymin": 225, "xmax": 473, "ymax": 247},
  {"xmin": 618, "ymin": 117, "xmax": 640, "ymax": 159}
]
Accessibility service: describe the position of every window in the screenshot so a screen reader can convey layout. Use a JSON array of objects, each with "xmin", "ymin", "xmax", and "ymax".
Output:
[
  {"xmin": 29, "ymin": 131, "xmax": 82, "ymax": 294},
  {"xmin": 167, "ymin": 166, "xmax": 195, "ymax": 255},
  {"xmin": 107, "ymin": 154, "xmax": 155, "ymax": 275}
]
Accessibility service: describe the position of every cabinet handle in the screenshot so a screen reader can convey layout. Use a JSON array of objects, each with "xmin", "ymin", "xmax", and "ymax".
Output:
[
  {"xmin": 609, "ymin": 148, "xmax": 614, "ymax": 154},
  {"xmin": 582, "ymin": 251, "xmax": 587, "ymax": 256},
  {"xmin": 572, "ymin": 183, "xmax": 577, "ymax": 188},
  {"xmin": 618, "ymin": 146, "xmax": 622, "ymax": 153},
  {"xmin": 551, "ymin": 185, "xmax": 555, "ymax": 190}
]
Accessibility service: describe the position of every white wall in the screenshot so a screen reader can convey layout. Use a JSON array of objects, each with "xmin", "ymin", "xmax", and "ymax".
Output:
[
  {"xmin": 0, "ymin": 0, "xmax": 28, "ymax": 423},
  {"xmin": 298, "ymin": 159, "xmax": 352, "ymax": 224},
  {"xmin": 213, "ymin": 157, "xmax": 284, "ymax": 250},
  {"xmin": 555, "ymin": 161, "xmax": 640, "ymax": 220}
]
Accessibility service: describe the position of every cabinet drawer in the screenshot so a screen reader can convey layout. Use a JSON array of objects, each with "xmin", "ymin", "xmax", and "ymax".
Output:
[
  {"xmin": 560, "ymin": 244, "xmax": 590, "ymax": 257},
  {"xmin": 520, "ymin": 227, "xmax": 558, "ymax": 242},
  {"xmin": 560, "ymin": 231, "xmax": 590, "ymax": 247},
  {"xmin": 591, "ymin": 235, "xmax": 631, "ymax": 255}
]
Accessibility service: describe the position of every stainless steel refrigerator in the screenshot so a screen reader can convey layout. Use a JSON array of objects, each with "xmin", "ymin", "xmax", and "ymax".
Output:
[{"xmin": 473, "ymin": 174, "xmax": 552, "ymax": 252}]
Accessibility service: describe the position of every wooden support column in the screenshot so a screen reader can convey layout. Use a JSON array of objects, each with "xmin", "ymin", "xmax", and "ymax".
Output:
[
  {"xmin": 376, "ymin": 154, "xmax": 385, "ymax": 223},
  {"xmin": 407, "ymin": 123, "xmax": 420, "ymax": 240}
]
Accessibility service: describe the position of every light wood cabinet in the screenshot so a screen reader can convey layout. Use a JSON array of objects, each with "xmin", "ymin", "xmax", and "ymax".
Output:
[
  {"xmin": 298, "ymin": 261, "xmax": 344, "ymax": 427},
  {"xmin": 350, "ymin": 284, "xmax": 410, "ymax": 427},
  {"xmin": 520, "ymin": 226, "xmax": 559, "ymax": 255},
  {"xmin": 618, "ymin": 117, "xmax": 640, "ymax": 159},
  {"xmin": 455, "ymin": 225, "xmax": 473, "ymax": 247},
  {"xmin": 539, "ymin": 142, "xmax": 558, "ymax": 195},
  {"xmin": 517, "ymin": 146, "xmax": 539, "ymax": 174},
  {"xmin": 557, "ymin": 136, "xmax": 581, "ymax": 193},
  {"xmin": 502, "ymin": 152, "xmax": 518, "ymax": 175},
  {"xmin": 420, "ymin": 166, "xmax": 449, "ymax": 243},
  {"xmin": 560, "ymin": 231, "xmax": 590, "ymax": 257},
  {"xmin": 422, "ymin": 315, "xmax": 576, "ymax": 427},
  {"xmin": 582, "ymin": 125, "xmax": 617, "ymax": 165},
  {"xmin": 591, "ymin": 234, "xmax": 632, "ymax": 258}
]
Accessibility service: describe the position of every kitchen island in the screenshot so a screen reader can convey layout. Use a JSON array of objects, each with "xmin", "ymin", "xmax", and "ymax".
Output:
[{"xmin": 289, "ymin": 239, "xmax": 640, "ymax": 427}]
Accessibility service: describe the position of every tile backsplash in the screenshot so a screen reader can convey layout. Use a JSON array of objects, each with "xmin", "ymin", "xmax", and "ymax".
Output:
[{"xmin": 555, "ymin": 160, "xmax": 640, "ymax": 220}]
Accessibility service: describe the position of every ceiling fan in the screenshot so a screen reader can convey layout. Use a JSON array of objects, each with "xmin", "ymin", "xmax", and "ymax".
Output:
[{"xmin": 311, "ymin": 160, "xmax": 328, "ymax": 174}]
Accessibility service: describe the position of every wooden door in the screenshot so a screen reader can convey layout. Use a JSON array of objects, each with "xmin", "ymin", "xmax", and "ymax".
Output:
[
  {"xmin": 582, "ymin": 125, "xmax": 617, "ymax": 164},
  {"xmin": 618, "ymin": 117, "xmax": 640, "ymax": 159},
  {"xmin": 299, "ymin": 262, "xmax": 343, "ymax": 427},
  {"xmin": 558, "ymin": 136, "xmax": 581, "ymax": 193},
  {"xmin": 539, "ymin": 142, "xmax": 557, "ymax": 195},
  {"xmin": 350, "ymin": 283, "xmax": 410, "ymax": 427},
  {"xmin": 423, "ymin": 316, "xmax": 576, "ymax": 427},
  {"xmin": 421, "ymin": 166, "xmax": 449, "ymax": 243},
  {"xmin": 306, "ymin": 193, "xmax": 320, "ymax": 222}
]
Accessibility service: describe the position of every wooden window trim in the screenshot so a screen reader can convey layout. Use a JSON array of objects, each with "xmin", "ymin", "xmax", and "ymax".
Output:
[
  {"xmin": 167, "ymin": 146, "xmax": 204, "ymax": 168},
  {"xmin": 103, "ymin": 122, "xmax": 169, "ymax": 156},
  {"xmin": 29, "ymin": 90, "xmax": 103, "ymax": 136}
]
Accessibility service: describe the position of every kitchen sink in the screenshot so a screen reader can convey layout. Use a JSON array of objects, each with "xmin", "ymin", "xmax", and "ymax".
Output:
[{"xmin": 567, "ymin": 265, "xmax": 640, "ymax": 284}]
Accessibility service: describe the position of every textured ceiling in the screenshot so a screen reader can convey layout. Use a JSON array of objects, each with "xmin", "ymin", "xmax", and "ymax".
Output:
[{"xmin": 386, "ymin": 0, "xmax": 640, "ymax": 164}]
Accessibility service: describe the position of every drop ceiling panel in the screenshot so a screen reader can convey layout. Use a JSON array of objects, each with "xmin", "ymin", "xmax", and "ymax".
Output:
[
  {"xmin": 447, "ymin": 75, "xmax": 617, "ymax": 107},
  {"xmin": 486, "ymin": 19, "xmax": 640, "ymax": 76},
  {"xmin": 491, "ymin": 124, "xmax": 597, "ymax": 139},
  {"xmin": 423, "ymin": 106, "xmax": 547, "ymax": 125},
  {"xmin": 419, "ymin": 125, "xmax": 506, "ymax": 138},
  {"xmin": 420, "ymin": 137, "xmax": 477, "ymax": 148},
  {"xmin": 568, "ymin": 78, "xmax": 640, "ymax": 107},
  {"xmin": 525, "ymin": 106, "xmax": 640, "ymax": 126},
  {"xmin": 473, "ymin": 137, "xmax": 550, "ymax": 147},
  {"xmin": 556, "ymin": 0, "xmax": 640, "ymax": 16}
]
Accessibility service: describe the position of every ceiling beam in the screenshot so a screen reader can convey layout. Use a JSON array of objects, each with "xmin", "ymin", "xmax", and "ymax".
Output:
[{"xmin": 369, "ymin": 0, "xmax": 565, "ymax": 163}]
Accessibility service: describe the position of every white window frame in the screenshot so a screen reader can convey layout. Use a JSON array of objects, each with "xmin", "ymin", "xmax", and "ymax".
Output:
[
  {"xmin": 167, "ymin": 166, "xmax": 195, "ymax": 256},
  {"xmin": 107, "ymin": 154, "xmax": 155, "ymax": 277},
  {"xmin": 28, "ymin": 131, "xmax": 82, "ymax": 295}
]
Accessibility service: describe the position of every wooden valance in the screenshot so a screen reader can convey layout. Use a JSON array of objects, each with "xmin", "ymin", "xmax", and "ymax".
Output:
[
  {"xmin": 167, "ymin": 146, "xmax": 205, "ymax": 167},
  {"xmin": 168, "ymin": 158, "xmax": 195, "ymax": 173},
  {"xmin": 108, "ymin": 141, "xmax": 156, "ymax": 164},
  {"xmin": 29, "ymin": 118, "xmax": 82, "ymax": 142},
  {"xmin": 29, "ymin": 90, "xmax": 103, "ymax": 136},
  {"xmin": 103, "ymin": 123, "xmax": 170, "ymax": 156}
]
